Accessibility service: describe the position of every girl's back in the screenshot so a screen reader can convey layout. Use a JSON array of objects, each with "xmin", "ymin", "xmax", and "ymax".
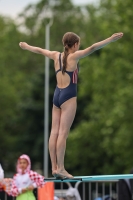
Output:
[{"xmin": 54, "ymin": 52, "xmax": 78, "ymax": 88}]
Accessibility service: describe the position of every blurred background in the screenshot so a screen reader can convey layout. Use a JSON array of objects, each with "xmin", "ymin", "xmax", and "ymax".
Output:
[{"xmin": 0, "ymin": 0, "xmax": 133, "ymax": 178}]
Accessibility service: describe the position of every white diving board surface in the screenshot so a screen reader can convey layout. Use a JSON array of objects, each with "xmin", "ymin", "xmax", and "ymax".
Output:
[{"xmin": 45, "ymin": 174, "xmax": 133, "ymax": 182}]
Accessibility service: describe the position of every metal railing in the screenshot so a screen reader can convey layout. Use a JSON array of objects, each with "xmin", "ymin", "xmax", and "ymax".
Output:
[
  {"xmin": 54, "ymin": 180, "xmax": 119, "ymax": 200},
  {"xmin": 2, "ymin": 180, "xmax": 119, "ymax": 200},
  {"xmin": 75, "ymin": 180, "xmax": 118, "ymax": 200}
]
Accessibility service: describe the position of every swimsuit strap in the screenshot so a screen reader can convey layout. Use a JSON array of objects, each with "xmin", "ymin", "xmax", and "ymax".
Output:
[
  {"xmin": 55, "ymin": 53, "xmax": 62, "ymax": 74},
  {"xmin": 59, "ymin": 53, "xmax": 62, "ymax": 71}
]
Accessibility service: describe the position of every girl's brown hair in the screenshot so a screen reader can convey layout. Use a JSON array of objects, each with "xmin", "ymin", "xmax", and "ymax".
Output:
[{"xmin": 62, "ymin": 32, "xmax": 80, "ymax": 74}]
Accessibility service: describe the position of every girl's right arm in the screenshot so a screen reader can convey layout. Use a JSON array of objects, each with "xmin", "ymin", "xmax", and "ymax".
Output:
[
  {"xmin": 19, "ymin": 42, "xmax": 58, "ymax": 60},
  {"xmin": 11, "ymin": 176, "xmax": 20, "ymax": 197}
]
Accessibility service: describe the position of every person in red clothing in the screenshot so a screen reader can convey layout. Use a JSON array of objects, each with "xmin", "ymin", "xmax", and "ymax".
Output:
[{"xmin": 0, "ymin": 164, "xmax": 13, "ymax": 195}]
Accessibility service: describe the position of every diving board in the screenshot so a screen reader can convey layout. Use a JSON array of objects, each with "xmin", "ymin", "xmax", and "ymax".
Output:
[{"xmin": 45, "ymin": 174, "xmax": 133, "ymax": 182}]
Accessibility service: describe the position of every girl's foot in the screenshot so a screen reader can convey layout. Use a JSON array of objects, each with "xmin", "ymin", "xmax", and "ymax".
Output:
[
  {"xmin": 52, "ymin": 170, "xmax": 58, "ymax": 177},
  {"xmin": 56, "ymin": 169, "xmax": 74, "ymax": 179}
]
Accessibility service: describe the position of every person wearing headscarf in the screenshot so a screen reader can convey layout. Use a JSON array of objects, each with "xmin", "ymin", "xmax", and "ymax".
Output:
[{"xmin": 11, "ymin": 154, "xmax": 45, "ymax": 200}]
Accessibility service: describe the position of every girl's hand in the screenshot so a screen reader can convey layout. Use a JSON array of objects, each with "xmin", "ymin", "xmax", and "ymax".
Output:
[
  {"xmin": 110, "ymin": 32, "xmax": 123, "ymax": 42},
  {"xmin": 22, "ymin": 188, "xmax": 27, "ymax": 193},
  {"xmin": 27, "ymin": 185, "xmax": 34, "ymax": 191},
  {"xmin": 21, "ymin": 185, "xmax": 34, "ymax": 193},
  {"xmin": 19, "ymin": 42, "xmax": 28, "ymax": 50}
]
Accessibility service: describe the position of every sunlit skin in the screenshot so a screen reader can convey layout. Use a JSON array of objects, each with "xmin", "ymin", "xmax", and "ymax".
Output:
[{"xmin": 18, "ymin": 159, "xmax": 34, "ymax": 193}]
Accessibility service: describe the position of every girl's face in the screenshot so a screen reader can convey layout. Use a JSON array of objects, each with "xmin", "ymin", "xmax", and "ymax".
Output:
[
  {"xmin": 74, "ymin": 41, "xmax": 80, "ymax": 51},
  {"xmin": 18, "ymin": 159, "xmax": 28, "ymax": 172}
]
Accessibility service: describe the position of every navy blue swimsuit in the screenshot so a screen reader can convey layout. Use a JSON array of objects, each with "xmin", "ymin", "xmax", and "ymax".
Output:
[{"xmin": 53, "ymin": 53, "xmax": 79, "ymax": 108}]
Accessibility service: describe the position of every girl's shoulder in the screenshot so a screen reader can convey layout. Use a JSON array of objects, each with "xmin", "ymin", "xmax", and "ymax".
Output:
[
  {"xmin": 28, "ymin": 170, "xmax": 37, "ymax": 176},
  {"xmin": 50, "ymin": 51, "xmax": 60, "ymax": 61},
  {"xmin": 55, "ymin": 51, "xmax": 61, "ymax": 58},
  {"xmin": 28, "ymin": 170, "xmax": 44, "ymax": 178}
]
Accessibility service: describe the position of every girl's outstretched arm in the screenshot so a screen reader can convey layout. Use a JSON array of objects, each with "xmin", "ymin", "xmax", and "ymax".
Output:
[
  {"xmin": 74, "ymin": 32, "xmax": 123, "ymax": 60},
  {"xmin": 19, "ymin": 42, "xmax": 58, "ymax": 60}
]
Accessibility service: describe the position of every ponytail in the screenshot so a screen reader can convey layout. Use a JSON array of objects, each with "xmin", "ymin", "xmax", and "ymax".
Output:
[
  {"xmin": 62, "ymin": 46, "xmax": 69, "ymax": 74},
  {"xmin": 62, "ymin": 32, "xmax": 80, "ymax": 74}
]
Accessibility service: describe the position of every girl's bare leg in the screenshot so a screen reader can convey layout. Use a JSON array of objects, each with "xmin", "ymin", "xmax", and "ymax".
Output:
[
  {"xmin": 56, "ymin": 97, "xmax": 77, "ymax": 178},
  {"xmin": 49, "ymin": 105, "xmax": 61, "ymax": 174}
]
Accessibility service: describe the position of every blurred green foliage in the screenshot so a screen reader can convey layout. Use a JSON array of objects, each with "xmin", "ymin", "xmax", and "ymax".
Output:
[{"xmin": 0, "ymin": 0, "xmax": 133, "ymax": 177}]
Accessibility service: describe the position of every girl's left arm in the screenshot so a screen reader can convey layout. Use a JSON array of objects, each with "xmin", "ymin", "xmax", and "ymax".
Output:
[
  {"xmin": 19, "ymin": 42, "xmax": 58, "ymax": 60},
  {"xmin": 29, "ymin": 170, "xmax": 45, "ymax": 188},
  {"xmin": 73, "ymin": 32, "xmax": 123, "ymax": 60}
]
